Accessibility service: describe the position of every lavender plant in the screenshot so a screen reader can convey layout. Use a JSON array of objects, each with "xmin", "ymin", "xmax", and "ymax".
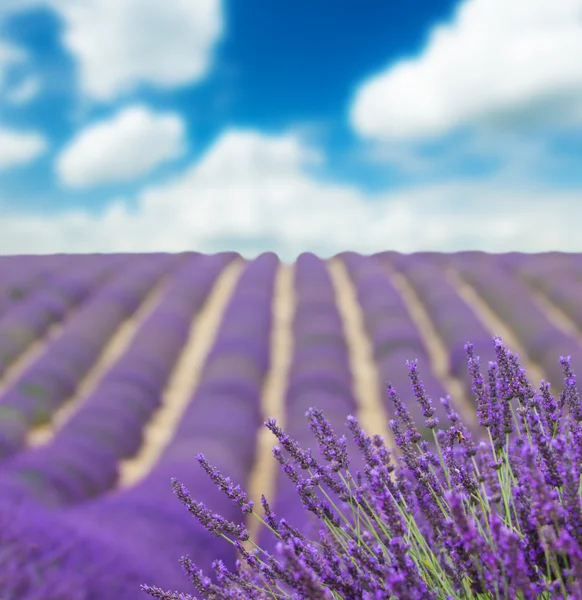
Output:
[{"xmin": 142, "ymin": 337, "xmax": 582, "ymax": 599}]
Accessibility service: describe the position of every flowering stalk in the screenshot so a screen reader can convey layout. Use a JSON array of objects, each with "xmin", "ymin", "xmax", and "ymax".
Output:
[{"xmin": 143, "ymin": 337, "xmax": 582, "ymax": 599}]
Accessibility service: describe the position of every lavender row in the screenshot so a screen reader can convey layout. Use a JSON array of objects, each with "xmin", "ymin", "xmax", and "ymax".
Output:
[
  {"xmin": 0, "ymin": 254, "xmax": 179, "ymax": 460},
  {"xmin": 0, "ymin": 253, "xmax": 122, "ymax": 290},
  {"xmin": 0, "ymin": 254, "xmax": 130, "ymax": 376},
  {"xmin": 0, "ymin": 251, "xmax": 243, "ymax": 598},
  {"xmin": 0, "ymin": 253, "xmax": 237, "ymax": 507},
  {"xmin": 0, "ymin": 254, "xmax": 78, "ymax": 314},
  {"xmin": 58, "ymin": 253, "xmax": 278, "ymax": 592},
  {"xmin": 564, "ymin": 253, "xmax": 582, "ymax": 276},
  {"xmin": 0, "ymin": 490, "xmax": 156, "ymax": 599},
  {"xmin": 259, "ymin": 253, "xmax": 361, "ymax": 555},
  {"xmin": 492, "ymin": 251, "xmax": 573, "ymax": 275},
  {"xmin": 501, "ymin": 254, "xmax": 582, "ymax": 335},
  {"xmin": 377, "ymin": 252, "xmax": 496, "ymax": 396},
  {"xmin": 447, "ymin": 253, "xmax": 582, "ymax": 388},
  {"xmin": 341, "ymin": 252, "xmax": 461, "ymax": 438},
  {"xmin": 373, "ymin": 249, "xmax": 445, "ymax": 269},
  {"xmin": 138, "ymin": 251, "xmax": 277, "ymax": 510}
]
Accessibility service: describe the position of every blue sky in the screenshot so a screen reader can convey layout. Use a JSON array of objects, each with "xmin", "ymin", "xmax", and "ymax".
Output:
[{"xmin": 0, "ymin": 0, "xmax": 581, "ymax": 259}]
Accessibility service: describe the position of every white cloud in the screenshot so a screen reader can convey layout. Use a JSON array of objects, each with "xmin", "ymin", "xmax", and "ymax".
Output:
[
  {"xmin": 350, "ymin": 0, "xmax": 582, "ymax": 142},
  {"xmin": 55, "ymin": 104, "xmax": 187, "ymax": 188},
  {"xmin": 1, "ymin": 128, "xmax": 582, "ymax": 258},
  {"xmin": 5, "ymin": 75, "xmax": 40, "ymax": 104},
  {"xmin": 43, "ymin": 0, "xmax": 223, "ymax": 102},
  {"xmin": 1, "ymin": 0, "xmax": 222, "ymax": 101},
  {"xmin": 0, "ymin": 126, "xmax": 47, "ymax": 170}
]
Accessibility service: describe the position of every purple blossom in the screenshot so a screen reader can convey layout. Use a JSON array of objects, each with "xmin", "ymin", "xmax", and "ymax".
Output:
[{"xmin": 145, "ymin": 337, "xmax": 582, "ymax": 599}]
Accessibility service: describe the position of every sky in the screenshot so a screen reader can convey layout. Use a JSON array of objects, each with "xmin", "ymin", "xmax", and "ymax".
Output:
[{"xmin": 0, "ymin": 0, "xmax": 581, "ymax": 260}]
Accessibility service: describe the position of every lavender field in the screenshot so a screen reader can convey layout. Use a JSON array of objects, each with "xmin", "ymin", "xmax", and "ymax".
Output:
[{"xmin": 1, "ymin": 250, "xmax": 582, "ymax": 598}]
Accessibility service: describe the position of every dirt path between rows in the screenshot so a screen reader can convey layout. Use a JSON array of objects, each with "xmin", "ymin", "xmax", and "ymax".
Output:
[
  {"xmin": 445, "ymin": 267, "xmax": 547, "ymax": 387},
  {"xmin": 246, "ymin": 264, "xmax": 295, "ymax": 541},
  {"xmin": 118, "ymin": 260, "xmax": 244, "ymax": 488},
  {"xmin": 328, "ymin": 258, "xmax": 393, "ymax": 445},
  {"xmin": 28, "ymin": 276, "xmax": 172, "ymax": 446},
  {"xmin": 383, "ymin": 263, "xmax": 479, "ymax": 432}
]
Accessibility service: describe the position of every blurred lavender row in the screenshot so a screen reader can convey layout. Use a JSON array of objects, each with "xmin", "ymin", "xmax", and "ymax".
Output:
[
  {"xmin": 344, "ymin": 252, "xmax": 458, "ymax": 438},
  {"xmin": 0, "ymin": 253, "xmax": 177, "ymax": 460},
  {"xmin": 258, "ymin": 253, "xmax": 361, "ymax": 554},
  {"xmin": 502, "ymin": 253, "xmax": 582, "ymax": 341},
  {"xmin": 0, "ymin": 254, "xmax": 130, "ymax": 376},
  {"xmin": 0, "ymin": 252, "xmax": 236, "ymax": 507},
  {"xmin": 53, "ymin": 252, "xmax": 279, "ymax": 595},
  {"xmin": 447, "ymin": 252, "xmax": 582, "ymax": 387},
  {"xmin": 0, "ymin": 254, "xmax": 78, "ymax": 315},
  {"xmin": 377, "ymin": 252, "xmax": 496, "ymax": 400}
]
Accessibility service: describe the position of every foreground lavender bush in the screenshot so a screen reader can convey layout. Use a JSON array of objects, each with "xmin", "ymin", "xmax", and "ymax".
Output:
[{"xmin": 143, "ymin": 337, "xmax": 582, "ymax": 599}]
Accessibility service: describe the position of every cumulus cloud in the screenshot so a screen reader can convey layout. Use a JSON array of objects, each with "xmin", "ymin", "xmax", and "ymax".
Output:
[
  {"xmin": 55, "ymin": 104, "xmax": 187, "ymax": 188},
  {"xmin": 5, "ymin": 75, "xmax": 40, "ymax": 104},
  {"xmin": 350, "ymin": 0, "xmax": 582, "ymax": 142},
  {"xmin": 2, "ymin": 128, "xmax": 582, "ymax": 258},
  {"xmin": 1, "ymin": 0, "xmax": 223, "ymax": 101},
  {"xmin": 0, "ymin": 127, "xmax": 48, "ymax": 170},
  {"xmin": 39, "ymin": 0, "xmax": 223, "ymax": 102}
]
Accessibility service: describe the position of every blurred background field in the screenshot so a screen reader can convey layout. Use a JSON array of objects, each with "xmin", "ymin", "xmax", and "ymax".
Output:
[{"xmin": 1, "ymin": 250, "xmax": 582, "ymax": 596}]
